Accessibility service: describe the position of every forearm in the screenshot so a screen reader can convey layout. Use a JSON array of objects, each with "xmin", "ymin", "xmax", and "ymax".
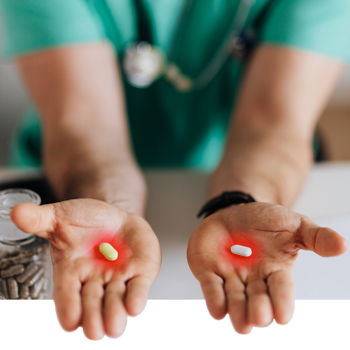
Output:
[
  {"xmin": 209, "ymin": 121, "xmax": 313, "ymax": 207},
  {"xmin": 43, "ymin": 121, "xmax": 146, "ymax": 217},
  {"xmin": 17, "ymin": 43, "xmax": 147, "ymax": 216},
  {"xmin": 209, "ymin": 46, "xmax": 342, "ymax": 207}
]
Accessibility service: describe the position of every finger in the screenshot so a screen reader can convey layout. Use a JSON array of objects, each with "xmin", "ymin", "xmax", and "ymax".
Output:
[
  {"xmin": 81, "ymin": 277, "xmax": 105, "ymax": 340},
  {"xmin": 198, "ymin": 273, "xmax": 226, "ymax": 320},
  {"xmin": 53, "ymin": 271, "xmax": 82, "ymax": 332},
  {"xmin": 225, "ymin": 275, "xmax": 253, "ymax": 334},
  {"xmin": 298, "ymin": 216, "xmax": 348, "ymax": 257},
  {"xmin": 125, "ymin": 275, "xmax": 153, "ymax": 316},
  {"xmin": 103, "ymin": 279, "xmax": 127, "ymax": 338},
  {"xmin": 246, "ymin": 279, "xmax": 273, "ymax": 327},
  {"xmin": 267, "ymin": 270, "xmax": 295, "ymax": 325},
  {"xmin": 10, "ymin": 203, "xmax": 56, "ymax": 239}
]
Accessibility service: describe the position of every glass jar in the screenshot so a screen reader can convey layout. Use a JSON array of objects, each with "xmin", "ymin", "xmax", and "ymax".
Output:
[{"xmin": 0, "ymin": 189, "xmax": 51, "ymax": 300}]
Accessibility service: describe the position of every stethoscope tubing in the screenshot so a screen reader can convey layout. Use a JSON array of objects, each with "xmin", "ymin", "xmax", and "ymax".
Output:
[{"xmin": 101, "ymin": 0, "xmax": 255, "ymax": 91}]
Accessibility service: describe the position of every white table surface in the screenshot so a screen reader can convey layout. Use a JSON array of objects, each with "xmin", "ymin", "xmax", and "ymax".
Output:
[{"xmin": 1, "ymin": 163, "xmax": 350, "ymax": 299}]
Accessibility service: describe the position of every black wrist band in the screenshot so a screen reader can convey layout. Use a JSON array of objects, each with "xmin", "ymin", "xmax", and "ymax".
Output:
[{"xmin": 197, "ymin": 191, "xmax": 256, "ymax": 218}]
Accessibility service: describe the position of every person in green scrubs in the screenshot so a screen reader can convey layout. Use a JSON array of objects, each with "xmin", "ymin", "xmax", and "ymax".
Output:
[{"xmin": 1, "ymin": 0, "xmax": 350, "ymax": 339}]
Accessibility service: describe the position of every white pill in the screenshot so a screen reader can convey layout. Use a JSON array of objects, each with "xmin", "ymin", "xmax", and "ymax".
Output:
[{"xmin": 231, "ymin": 245, "xmax": 252, "ymax": 257}]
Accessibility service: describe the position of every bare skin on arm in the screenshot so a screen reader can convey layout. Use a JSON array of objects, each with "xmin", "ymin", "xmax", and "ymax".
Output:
[
  {"xmin": 17, "ymin": 42, "xmax": 145, "ymax": 215},
  {"xmin": 16, "ymin": 43, "xmax": 161, "ymax": 339},
  {"xmin": 187, "ymin": 46, "xmax": 347, "ymax": 333}
]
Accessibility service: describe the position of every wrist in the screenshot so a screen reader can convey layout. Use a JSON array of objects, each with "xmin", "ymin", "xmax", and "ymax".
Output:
[
  {"xmin": 208, "ymin": 165, "xmax": 283, "ymax": 206},
  {"xmin": 97, "ymin": 172, "xmax": 147, "ymax": 216},
  {"xmin": 198, "ymin": 191, "xmax": 256, "ymax": 218},
  {"xmin": 45, "ymin": 161, "xmax": 147, "ymax": 217}
]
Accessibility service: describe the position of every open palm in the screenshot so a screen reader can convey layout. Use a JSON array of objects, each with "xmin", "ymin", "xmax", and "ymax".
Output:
[
  {"xmin": 11, "ymin": 199, "xmax": 161, "ymax": 340},
  {"xmin": 187, "ymin": 202, "xmax": 347, "ymax": 334}
]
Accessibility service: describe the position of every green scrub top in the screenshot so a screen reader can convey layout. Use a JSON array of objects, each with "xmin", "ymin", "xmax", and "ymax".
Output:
[{"xmin": 1, "ymin": 0, "xmax": 350, "ymax": 171}]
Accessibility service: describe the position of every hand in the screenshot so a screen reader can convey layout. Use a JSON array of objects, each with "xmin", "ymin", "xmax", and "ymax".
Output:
[
  {"xmin": 11, "ymin": 199, "xmax": 161, "ymax": 340},
  {"xmin": 187, "ymin": 202, "xmax": 347, "ymax": 334}
]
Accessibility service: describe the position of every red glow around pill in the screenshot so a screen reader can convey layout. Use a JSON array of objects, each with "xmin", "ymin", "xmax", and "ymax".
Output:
[
  {"xmin": 85, "ymin": 231, "xmax": 131, "ymax": 269},
  {"xmin": 220, "ymin": 233, "xmax": 262, "ymax": 267}
]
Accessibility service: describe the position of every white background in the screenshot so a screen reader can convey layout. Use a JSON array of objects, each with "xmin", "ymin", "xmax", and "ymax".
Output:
[{"xmin": 0, "ymin": 300, "xmax": 349, "ymax": 349}]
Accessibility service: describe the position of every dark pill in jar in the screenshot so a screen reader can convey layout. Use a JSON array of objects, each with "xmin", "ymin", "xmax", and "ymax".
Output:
[
  {"xmin": 7, "ymin": 278, "xmax": 19, "ymax": 299},
  {"xmin": 27, "ymin": 268, "xmax": 44, "ymax": 287},
  {"xmin": 8, "ymin": 254, "xmax": 41, "ymax": 265},
  {"xmin": 16, "ymin": 263, "xmax": 39, "ymax": 284},
  {"xmin": 19, "ymin": 284, "xmax": 30, "ymax": 299},
  {"xmin": 0, "ymin": 259, "xmax": 11, "ymax": 270},
  {"xmin": 1, "ymin": 264, "xmax": 25, "ymax": 279},
  {"xmin": 0, "ymin": 252, "xmax": 8, "ymax": 260},
  {"xmin": 21, "ymin": 246, "xmax": 44, "ymax": 257},
  {"xmin": 0, "ymin": 247, "xmax": 20, "ymax": 259},
  {"xmin": 31, "ymin": 277, "xmax": 45, "ymax": 299},
  {"xmin": 0, "ymin": 277, "xmax": 9, "ymax": 299}
]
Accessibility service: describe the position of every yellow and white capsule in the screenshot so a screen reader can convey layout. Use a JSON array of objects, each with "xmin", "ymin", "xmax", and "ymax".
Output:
[
  {"xmin": 231, "ymin": 245, "xmax": 252, "ymax": 257},
  {"xmin": 99, "ymin": 243, "xmax": 118, "ymax": 261}
]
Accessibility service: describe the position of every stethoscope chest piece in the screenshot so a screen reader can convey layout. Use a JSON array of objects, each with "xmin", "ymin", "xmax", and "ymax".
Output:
[
  {"xmin": 123, "ymin": 41, "xmax": 167, "ymax": 88},
  {"xmin": 122, "ymin": 0, "xmax": 255, "ymax": 91}
]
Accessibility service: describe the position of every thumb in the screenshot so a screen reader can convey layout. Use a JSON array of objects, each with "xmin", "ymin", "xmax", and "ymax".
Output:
[
  {"xmin": 297, "ymin": 216, "xmax": 348, "ymax": 257},
  {"xmin": 10, "ymin": 202, "xmax": 56, "ymax": 240}
]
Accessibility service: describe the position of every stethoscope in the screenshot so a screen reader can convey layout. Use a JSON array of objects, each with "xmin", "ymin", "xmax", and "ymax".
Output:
[{"xmin": 103, "ymin": 0, "xmax": 256, "ymax": 92}]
